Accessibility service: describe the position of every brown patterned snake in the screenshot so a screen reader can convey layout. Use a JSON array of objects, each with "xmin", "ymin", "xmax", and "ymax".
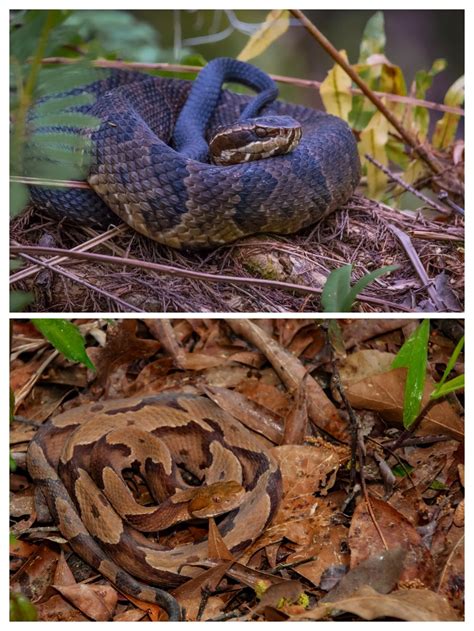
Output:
[{"xmin": 27, "ymin": 392, "xmax": 283, "ymax": 620}]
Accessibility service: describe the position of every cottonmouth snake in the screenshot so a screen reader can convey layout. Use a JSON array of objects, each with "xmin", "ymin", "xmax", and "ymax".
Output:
[
  {"xmin": 29, "ymin": 58, "xmax": 360, "ymax": 249},
  {"xmin": 26, "ymin": 392, "xmax": 282, "ymax": 620}
]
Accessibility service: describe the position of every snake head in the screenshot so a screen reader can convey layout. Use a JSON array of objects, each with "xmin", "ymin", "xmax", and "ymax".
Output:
[
  {"xmin": 188, "ymin": 480, "xmax": 246, "ymax": 518},
  {"xmin": 209, "ymin": 115, "xmax": 302, "ymax": 166}
]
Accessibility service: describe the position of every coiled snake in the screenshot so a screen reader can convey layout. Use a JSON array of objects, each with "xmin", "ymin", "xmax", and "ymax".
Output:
[
  {"xmin": 29, "ymin": 58, "xmax": 360, "ymax": 249},
  {"xmin": 27, "ymin": 392, "xmax": 282, "ymax": 620}
]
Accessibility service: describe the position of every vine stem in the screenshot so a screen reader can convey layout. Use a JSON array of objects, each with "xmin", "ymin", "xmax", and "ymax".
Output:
[{"xmin": 289, "ymin": 9, "xmax": 444, "ymax": 175}]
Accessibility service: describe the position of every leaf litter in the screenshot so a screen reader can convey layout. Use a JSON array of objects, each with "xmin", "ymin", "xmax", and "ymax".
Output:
[{"xmin": 10, "ymin": 317, "xmax": 463, "ymax": 621}]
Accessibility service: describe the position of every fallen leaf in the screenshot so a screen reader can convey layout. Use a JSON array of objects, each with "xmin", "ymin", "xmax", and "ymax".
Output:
[
  {"xmin": 321, "ymin": 585, "xmax": 459, "ymax": 621},
  {"xmin": 53, "ymin": 583, "xmax": 117, "ymax": 621},
  {"xmin": 203, "ymin": 385, "xmax": 283, "ymax": 445},
  {"xmin": 348, "ymin": 497, "xmax": 435, "ymax": 586},
  {"xmin": 339, "ymin": 349, "xmax": 395, "ymax": 387},
  {"xmin": 94, "ymin": 320, "xmax": 160, "ymax": 387},
  {"xmin": 346, "ymin": 367, "xmax": 463, "ymax": 440},
  {"xmin": 321, "ymin": 547, "xmax": 406, "ymax": 601}
]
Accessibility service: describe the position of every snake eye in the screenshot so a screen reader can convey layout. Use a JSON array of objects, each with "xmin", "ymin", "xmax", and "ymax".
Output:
[{"xmin": 255, "ymin": 126, "xmax": 267, "ymax": 137}]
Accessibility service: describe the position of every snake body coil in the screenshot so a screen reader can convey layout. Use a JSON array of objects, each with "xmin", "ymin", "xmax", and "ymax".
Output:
[
  {"xmin": 27, "ymin": 392, "xmax": 282, "ymax": 620},
  {"xmin": 29, "ymin": 58, "xmax": 360, "ymax": 249}
]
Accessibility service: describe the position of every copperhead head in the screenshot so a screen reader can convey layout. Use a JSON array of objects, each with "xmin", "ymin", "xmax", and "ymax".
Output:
[{"xmin": 26, "ymin": 392, "xmax": 283, "ymax": 620}]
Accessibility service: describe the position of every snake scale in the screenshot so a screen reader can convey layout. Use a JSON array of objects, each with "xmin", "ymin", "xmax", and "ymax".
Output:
[
  {"xmin": 26, "ymin": 392, "xmax": 283, "ymax": 620},
  {"xmin": 29, "ymin": 58, "xmax": 361, "ymax": 249}
]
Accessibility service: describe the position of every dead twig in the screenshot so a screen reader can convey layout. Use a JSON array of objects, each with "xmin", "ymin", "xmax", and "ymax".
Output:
[
  {"xmin": 10, "ymin": 244, "xmax": 401, "ymax": 310},
  {"xmin": 388, "ymin": 224, "xmax": 445, "ymax": 310},
  {"xmin": 364, "ymin": 154, "xmax": 451, "ymax": 216},
  {"xmin": 290, "ymin": 9, "xmax": 444, "ymax": 175}
]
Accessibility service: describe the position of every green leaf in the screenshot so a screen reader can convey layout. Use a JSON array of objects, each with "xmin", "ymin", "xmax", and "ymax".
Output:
[
  {"xmin": 31, "ymin": 112, "xmax": 101, "ymax": 130},
  {"xmin": 431, "ymin": 335, "xmax": 464, "ymax": 396},
  {"xmin": 10, "ymin": 291, "xmax": 34, "ymax": 312},
  {"xmin": 33, "ymin": 92, "xmax": 95, "ymax": 115},
  {"xmin": 10, "ymin": 181, "xmax": 30, "ymax": 217},
  {"xmin": 10, "ymin": 592, "xmax": 38, "ymax": 622},
  {"xmin": 321, "ymin": 264, "xmax": 353, "ymax": 312},
  {"xmin": 431, "ymin": 374, "xmax": 464, "ymax": 400},
  {"xmin": 392, "ymin": 320, "xmax": 430, "ymax": 428},
  {"xmin": 413, "ymin": 59, "xmax": 447, "ymax": 138},
  {"xmin": 430, "ymin": 479, "xmax": 448, "ymax": 491},
  {"xmin": 31, "ymin": 319, "xmax": 95, "ymax": 370},
  {"xmin": 359, "ymin": 11, "xmax": 386, "ymax": 63},
  {"xmin": 321, "ymin": 264, "xmax": 398, "ymax": 312},
  {"xmin": 10, "ymin": 452, "xmax": 17, "ymax": 472},
  {"xmin": 392, "ymin": 462, "xmax": 414, "ymax": 478}
]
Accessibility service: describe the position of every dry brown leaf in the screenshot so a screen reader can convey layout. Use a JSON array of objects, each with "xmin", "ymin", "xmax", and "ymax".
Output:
[
  {"xmin": 52, "ymin": 552, "xmax": 77, "ymax": 587},
  {"xmin": 10, "ymin": 543, "xmax": 59, "ymax": 602},
  {"xmin": 346, "ymin": 367, "xmax": 464, "ymax": 440},
  {"xmin": 339, "ymin": 349, "xmax": 395, "ymax": 387},
  {"xmin": 35, "ymin": 594, "xmax": 89, "ymax": 621},
  {"xmin": 349, "ymin": 497, "xmax": 435, "ymax": 586},
  {"xmin": 53, "ymin": 583, "xmax": 117, "ymax": 621},
  {"xmin": 94, "ymin": 320, "xmax": 160, "ymax": 387},
  {"xmin": 286, "ymin": 515, "xmax": 350, "ymax": 587},
  {"xmin": 437, "ymin": 528, "xmax": 464, "ymax": 612},
  {"xmin": 282, "ymin": 376, "xmax": 308, "ymax": 445},
  {"xmin": 236, "ymin": 380, "xmax": 290, "ymax": 417},
  {"xmin": 144, "ymin": 319, "xmax": 186, "ymax": 368},
  {"xmin": 172, "ymin": 562, "xmax": 232, "ymax": 621},
  {"xmin": 321, "ymin": 585, "xmax": 459, "ymax": 621},
  {"xmin": 272, "ymin": 442, "xmax": 348, "ymax": 503},
  {"xmin": 321, "ymin": 547, "xmax": 406, "ymax": 601},
  {"xmin": 16, "ymin": 383, "xmax": 74, "ymax": 423},
  {"xmin": 341, "ymin": 319, "xmax": 408, "ymax": 349},
  {"xmin": 227, "ymin": 319, "xmax": 348, "ymax": 441},
  {"xmin": 207, "ymin": 517, "xmax": 235, "ymax": 561},
  {"xmin": 203, "ymin": 385, "xmax": 283, "ymax": 445}
]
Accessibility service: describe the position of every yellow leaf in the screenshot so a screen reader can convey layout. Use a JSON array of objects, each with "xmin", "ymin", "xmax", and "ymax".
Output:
[
  {"xmin": 238, "ymin": 10, "xmax": 290, "ymax": 62},
  {"xmin": 359, "ymin": 110, "xmax": 389, "ymax": 198},
  {"xmin": 320, "ymin": 50, "xmax": 352, "ymax": 121},
  {"xmin": 403, "ymin": 157, "xmax": 428, "ymax": 186},
  {"xmin": 432, "ymin": 75, "xmax": 464, "ymax": 149}
]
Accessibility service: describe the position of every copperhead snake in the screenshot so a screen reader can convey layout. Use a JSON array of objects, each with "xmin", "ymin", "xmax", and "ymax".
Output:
[{"xmin": 27, "ymin": 392, "xmax": 283, "ymax": 620}]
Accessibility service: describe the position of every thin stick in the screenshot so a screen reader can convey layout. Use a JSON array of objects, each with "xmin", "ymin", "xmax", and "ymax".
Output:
[
  {"xmin": 290, "ymin": 9, "xmax": 444, "ymax": 175},
  {"xmin": 388, "ymin": 224, "xmax": 445, "ymax": 310},
  {"xmin": 10, "ymin": 244, "xmax": 407, "ymax": 310},
  {"xmin": 364, "ymin": 154, "xmax": 451, "ymax": 215},
  {"xmin": 15, "ymin": 250, "xmax": 142, "ymax": 312},
  {"xmin": 10, "ymin": 226, "xmax": 129, "ymax": 283}
]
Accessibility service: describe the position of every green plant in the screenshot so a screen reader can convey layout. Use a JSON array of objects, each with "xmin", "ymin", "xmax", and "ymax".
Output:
[
  {"xmin": 392, "ymin": 321, "xmax": 464, "ymax": 428},
  {"xmin": 31, "ymin": 319, "xmax": 95, "ymax": 370},
  {"xmin": 321, "ymin": 263, "xmax": 398, "ymax": 312}
]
